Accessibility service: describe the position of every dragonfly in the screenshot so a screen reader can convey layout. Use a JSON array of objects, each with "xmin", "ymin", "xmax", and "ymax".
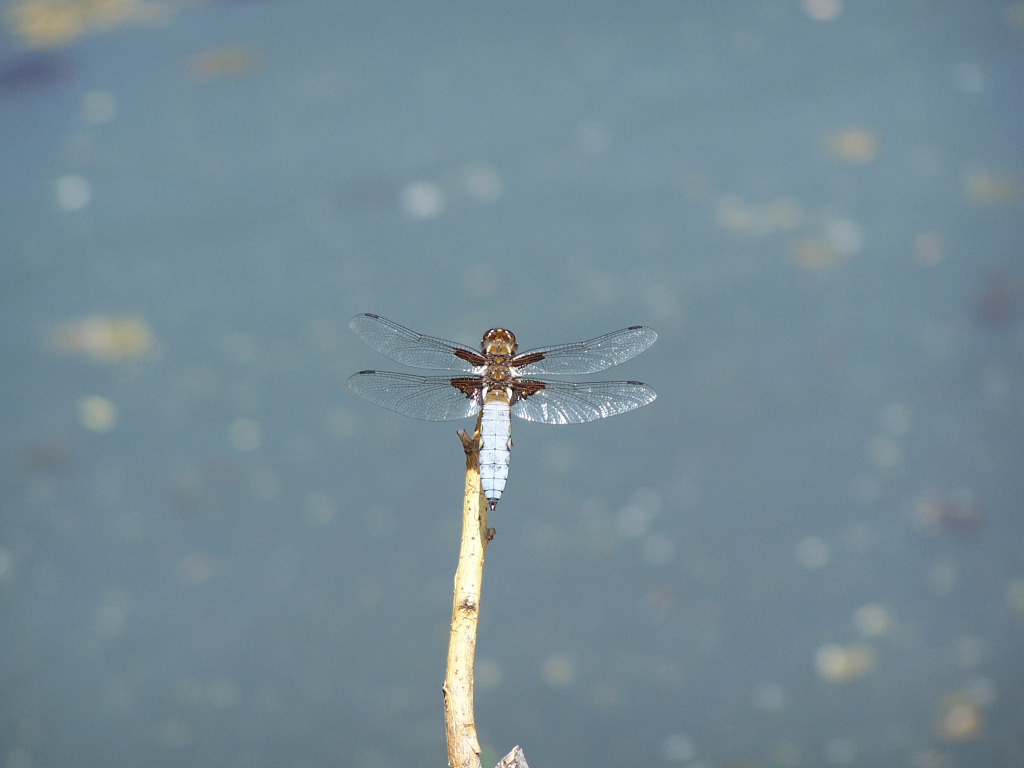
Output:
[{"xmin": 347, "ymin": 313, "xmax": 657, "ymax": 510}]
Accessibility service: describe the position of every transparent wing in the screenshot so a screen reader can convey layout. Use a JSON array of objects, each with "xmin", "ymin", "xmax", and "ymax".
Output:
[
  {"xmin": 514, "ymin": 326, "xmax": 657, "ymax": 375},
  {"xmin": 350, "ymin": 314, "xmax": 481, "ymax": 371},
  {"xmin": 347, "ymin": 371, "xmax": 482, "ymax": 421},
  {"xmin": 511, "ymin": 379, "xmax": 657, "ymax": 425}
]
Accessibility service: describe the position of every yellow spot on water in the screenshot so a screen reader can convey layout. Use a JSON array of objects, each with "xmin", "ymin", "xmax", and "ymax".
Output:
[
  {"xmin": 48, "ymin": 314, "xmax": 155, "ymax": 361},
  {"xmin": 815, "ymin": 643, "xmax": 874, "ymax": 682},
  {"xmin": 936, "ymin": 692, "xmax": 983, "ymax": 742},
  {"xmin": 964, "ymin": 169, "xmax": 1019, "ymax": 204},
  {"xmin": 7, "ymin": 0, "xmax": 165, "ymax": 48},
  {"xmin": 825, "ymin": 127, "xmax": 878, "ymax": 165},
  {"xmin": 78, "ymin": 395, "xmax": 117, "ymax": 431},
  {"xmin": 790, "ymin": 237, "xmax": 844, "ymax": 271},
  {"xmin": 188, "ymin": 48, "xmax": 260, "ymax": 82}
]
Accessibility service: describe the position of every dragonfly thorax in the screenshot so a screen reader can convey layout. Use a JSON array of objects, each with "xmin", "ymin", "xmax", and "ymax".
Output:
[{"xmin": 482, "ymin": 328, "xmax": 517, "ymax": 356}]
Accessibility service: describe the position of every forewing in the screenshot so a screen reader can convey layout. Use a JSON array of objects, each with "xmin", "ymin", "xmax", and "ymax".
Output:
[
  {"xmin": 514, "ymin": 326, "xmax": 657, "ymax": 375},
  {"xmin": 347, "ymin": 371, "xmax": 482, "ymax": 421},
  {"xmin": 350, "ymin": 313, "xmax": 481, "ymax": 371},
  {"xmin": 511, "ymin": 378, "xmax": 657, "ymax": 424}
]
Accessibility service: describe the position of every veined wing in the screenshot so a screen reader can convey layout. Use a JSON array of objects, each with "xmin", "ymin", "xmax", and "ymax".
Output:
[
  {"xmin": 347, "ymin": 371, "xmax": 482, "ymax": 421},
  {"xmin": 513, "ymin": 326, "xmax": 657, "ymax": 375},
  {"xmin": 511, "ymin": 378, "xmax": 656, "ymax": 425},
  {"xmin": 350, "ymin": 314, "xmax": 482, "ymax": 371}
]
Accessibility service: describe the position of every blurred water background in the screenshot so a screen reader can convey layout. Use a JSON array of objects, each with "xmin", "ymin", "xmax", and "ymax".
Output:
[{"xmin": 2, "ymin": 1, "xmax": 1023, "ymax": 767}]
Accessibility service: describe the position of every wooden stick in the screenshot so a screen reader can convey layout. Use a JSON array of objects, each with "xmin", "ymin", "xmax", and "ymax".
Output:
[{"xmin": 443, "ymin": 415, "xmax": 492, "ymax": 768}]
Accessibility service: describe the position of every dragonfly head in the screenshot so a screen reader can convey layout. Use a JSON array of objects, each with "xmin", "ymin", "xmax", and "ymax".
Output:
[{"xmin": 481, "ymin": 328, "xmax": 517, "ymax": 356}]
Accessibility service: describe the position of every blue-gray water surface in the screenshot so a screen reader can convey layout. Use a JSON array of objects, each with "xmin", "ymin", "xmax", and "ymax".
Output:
[{"xmin": 1, "ymin": 2, "xmax": 1022, "ymax": 767}]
